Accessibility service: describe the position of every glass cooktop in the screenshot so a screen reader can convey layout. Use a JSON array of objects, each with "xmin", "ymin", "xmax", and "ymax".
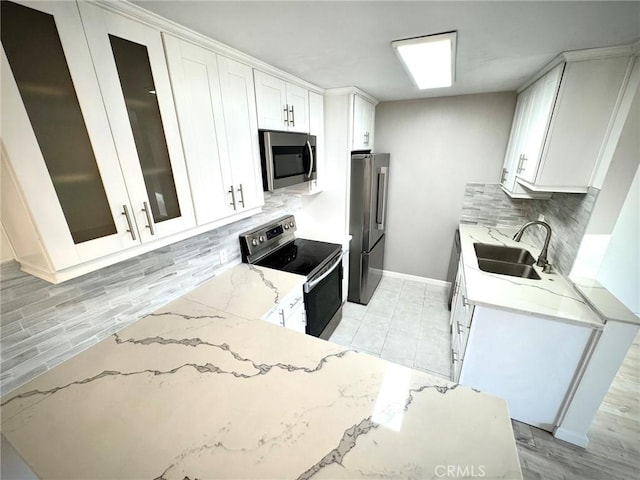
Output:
[{"xmin": 255, "ymin": 238, "xmax": 341, "ymax": 278}]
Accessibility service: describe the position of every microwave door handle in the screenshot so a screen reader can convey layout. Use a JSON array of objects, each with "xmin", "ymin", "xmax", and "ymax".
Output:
[
  {"xmin": 375, "ymin": 167, "xmax": 388, "ymax": 230},
  {"xmin": 306, "ymin": 140, "xmax": 314, "ymax": 179}
]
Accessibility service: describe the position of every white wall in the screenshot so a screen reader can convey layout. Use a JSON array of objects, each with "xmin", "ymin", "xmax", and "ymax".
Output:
[
  {"xmin": 596, "ymin": 166, "xmax": 640, "ymax": 315},
  {"xmin": 374, "ymin": 92, "xmax": 516, "ymax": 280},
  {"xmin": 294, "ymin": 94, "xmax": 351, "ymax": 243},
  {"xmin": 1, "ymin": 224, "xmax": 15, "ymax": 263},
  {"xmin": 573, "ymin": 87, "xmax": 639, "ymax": 279}
]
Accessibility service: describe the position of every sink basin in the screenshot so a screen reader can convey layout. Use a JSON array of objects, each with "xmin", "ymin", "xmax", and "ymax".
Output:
[
  {"xmin": 473, "ymin": 243, "xmax": 536, "ymax": 266},
  {"xmin": 473, "ymin": 243, "xmax": 541, "ymax": 280},
  {"xmin": 477, "ymin": 259, "xmax": 541, "ymax": 280}
]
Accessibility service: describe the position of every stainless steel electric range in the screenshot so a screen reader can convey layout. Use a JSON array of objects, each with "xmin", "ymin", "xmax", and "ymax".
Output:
[{"xmin": 239, "ymin": 215, "xmax": 343, "ymax": 339}]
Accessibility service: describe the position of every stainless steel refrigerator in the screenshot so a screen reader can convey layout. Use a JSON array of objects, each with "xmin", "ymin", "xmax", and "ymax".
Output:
[{"xmin": 348, "ymin": 152, "xmax": 390, "ymax": 304}]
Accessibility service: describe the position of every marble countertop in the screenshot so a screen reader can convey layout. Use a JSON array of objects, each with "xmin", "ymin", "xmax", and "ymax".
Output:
[
  {"xmin": 459, "ymin": 224, "xmax": 603, "ymax": 329},
  {"xmin": 0, "ymin": 263, "xmax": 522, "ymax": 479},
  {"xmin": 184, "ymin": 263, "xmax": 306, "ymax": 319},
  {"xmin": 571, "ymin": 277, "xmax": 640, "ymax": 325}
]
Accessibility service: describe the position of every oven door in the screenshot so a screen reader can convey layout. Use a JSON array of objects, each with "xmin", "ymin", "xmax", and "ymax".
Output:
[
  {"xmin": 260, "ymin": 131, "xmax": 316, "ymax": 191},
  {"xmin": 304, "ymin": 255, "xmax": 343, "ymax": 338}
]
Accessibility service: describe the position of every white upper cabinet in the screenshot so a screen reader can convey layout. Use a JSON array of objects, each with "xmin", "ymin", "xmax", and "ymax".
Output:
[
  {"xmin": 254, "ymin": 70, "xmax": 309, "ymax": 133},
  {"xmin": 0, "ymin": 0, "xmax": 319, "ymax": 283},
  {"xmin": 502, "ymin": 54, "xmax": 634, "ymax": 197},
  {"xmin": 352, "ymin": 94, "xmax": 375, "ymax": 150},
  {"xmin": 164, "ymin": 35, "xmax": 263, "ymax": 225},
  {"xmin": 78, "ymin": 2, "xmax": 195, "ymax": 241},
  {"xmin": 1, "ymin": 0, "xmax": 140, "ymax": 273},
  {"xmin": 163, "ymin": 35, "xmax": 230, "ymax": 225},
  {"xmin": 501, "ymin": 64, "xmax": 562, "ymax": 197},
  {"xmin": 216, "ymin": 55, "xmax": 264, "ymax": 213}
]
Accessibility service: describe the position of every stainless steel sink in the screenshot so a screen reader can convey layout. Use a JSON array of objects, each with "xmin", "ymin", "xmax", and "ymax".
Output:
[
  {"xmin": 476, "ymin": 259, "xmax": 541, "ymax": 280},
  {"xmin": 473, "ymin": 243, "xmax": 536, "ymax": 265},
  {"xmin": 473, "ymin": 243, "xmax": 541, "ymax": 280}
]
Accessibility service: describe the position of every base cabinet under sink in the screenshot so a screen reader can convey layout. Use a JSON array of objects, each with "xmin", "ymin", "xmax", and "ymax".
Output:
[
  {"xmin": 450, "ymin": 260, "xmax": 594, "ymax": 431},
  {"xmin": 458, "ymin": 306, "xmax": 592, "ymax": 431}
]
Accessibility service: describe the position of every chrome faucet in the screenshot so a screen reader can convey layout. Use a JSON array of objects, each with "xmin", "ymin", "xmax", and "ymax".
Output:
[{"xmin": 513, "ymin": 221, "xmax": 552, "ymax": 268}]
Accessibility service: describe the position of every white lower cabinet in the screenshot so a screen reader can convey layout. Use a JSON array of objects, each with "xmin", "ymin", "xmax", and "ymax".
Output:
[
  {"xmin": 450, "ymin": 267, "xmax": 594, "ymax": 431},
  {"xmin": 262, "ymin": 286, "xmax": 306, "ymax": 333},
  {"xmin": 164, "ymin": 34, "xmax": 263, "ymax": 226},
  {"xmin": 450, "ymin": 263, "xmax": 473, "ymax": 383}
]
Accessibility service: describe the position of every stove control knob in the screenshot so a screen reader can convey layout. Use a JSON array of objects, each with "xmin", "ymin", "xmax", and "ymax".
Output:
[
  {"xmin": 289, "ymin": 221, "xmax": 295, "ymax": 228},
  {"xmin": 251, "ymin": 238, "xmax": 259, "ymax": 246},
  {"xmin": 259, "ymin": 235, "xmax": 265, "ymax": 243},
  {"xmin": 284, "ymin": 224, "xmax": 289, "ymax": 230}
]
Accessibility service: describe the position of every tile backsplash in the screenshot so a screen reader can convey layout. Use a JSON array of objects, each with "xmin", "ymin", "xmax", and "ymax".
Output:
[
  {"xmin": 0, "ymin": 191, "xmax": 302, "ymax": 394},
  {"xmin": 460, "ymin": 183, "xmax": 599, "ymax": 275}
]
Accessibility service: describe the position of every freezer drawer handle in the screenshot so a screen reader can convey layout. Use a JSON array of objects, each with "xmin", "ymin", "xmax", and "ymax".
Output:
[{"xmin": 375, "ymin": 167, "xmax": 388, "ymax": 230}]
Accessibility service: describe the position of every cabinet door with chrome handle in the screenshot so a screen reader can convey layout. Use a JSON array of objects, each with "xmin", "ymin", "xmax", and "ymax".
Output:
[
  {"xmin": 1, "ymin": 0, "xmax": 141, "ymax": 272},
  {"xmin": 79, "ymin": 2, "xmax": 195, "ymax": 242}
]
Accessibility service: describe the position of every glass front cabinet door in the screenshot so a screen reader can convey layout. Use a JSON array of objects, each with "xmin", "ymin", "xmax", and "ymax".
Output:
[
  {"xmin": 1, "ymin": 0, "xmax": 141, "ymax": 271},
  {"xmin": 78, "ymin": 2, "xmax": 195, "ymax": 242}
]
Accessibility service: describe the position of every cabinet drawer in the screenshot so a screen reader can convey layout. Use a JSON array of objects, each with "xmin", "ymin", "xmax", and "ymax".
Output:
[{"xmin": 261, "ymin": 285, "xmax": 305, "ymax": 328}]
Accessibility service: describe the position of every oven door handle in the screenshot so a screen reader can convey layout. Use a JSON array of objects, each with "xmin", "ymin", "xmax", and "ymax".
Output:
[{"xmin": 304, "ymin": 254, "xmax": 342, "ymax": 294}]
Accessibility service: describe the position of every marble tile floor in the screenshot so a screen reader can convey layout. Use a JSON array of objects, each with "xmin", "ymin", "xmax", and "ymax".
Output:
[{"xmin": 329, "ymin": 276, "xmax": 452, "ymax": 379}]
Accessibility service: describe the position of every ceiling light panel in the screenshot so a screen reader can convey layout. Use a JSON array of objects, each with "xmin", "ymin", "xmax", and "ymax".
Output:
[{"xmin": 392, "ymin": 31, "xmax": 457, "ymax": 90}]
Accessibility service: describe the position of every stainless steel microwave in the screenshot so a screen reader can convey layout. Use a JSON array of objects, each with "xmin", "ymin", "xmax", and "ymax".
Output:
[{"xmin": 259, "ymin": 130, "xmax": 317, "ymax": 191}]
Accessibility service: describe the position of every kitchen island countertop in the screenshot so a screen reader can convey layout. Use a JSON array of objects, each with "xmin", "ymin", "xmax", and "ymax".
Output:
[{"xmin": 1, "ymin": 263, "xmax": 522, "ymax": 480}]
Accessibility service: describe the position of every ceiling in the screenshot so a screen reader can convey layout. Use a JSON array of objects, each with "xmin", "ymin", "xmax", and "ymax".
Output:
[{"xmin": 132, "ymin": 1, "xmax": 640, "ymax": 102}]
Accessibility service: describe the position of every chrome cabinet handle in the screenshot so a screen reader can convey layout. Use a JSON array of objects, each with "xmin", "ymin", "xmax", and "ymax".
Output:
[
  {"xmin": 462, "ymin": 295, "xmax": 468, "ymax": 307},
  {"xmin": 279, "ymin": 309, "xmax": 285, "ymax": 327},
  {"xmin": 228, "ymin": 186, "xmax": 237, "ymax": 210},
  {"xmin": 142, "ymin": 202, "xmax": 155, "ymax": 236},
  {"xmin": 517, "ymin": 154, "xmax": 528, "ymax": 174},
  {"xmin": 289, "ymin": 105, "xmax": 295, "ymax": 127},
  {"xmin": 289, "ymin": 296, "xmax": 302, "ymax": 309},
  {"xmin": 457, "ymin": 322, "xmax": 463, "ymax": 335},
  {"xmin": 364, "ymin": 131, "xmax": 370, "ymax": 146},
  {"xmin": 451, "ymin": 349, "xmax": 458, "ymax": 364},
  {"xmin": 501, "ymin": 167, "xmax": 508, "ymax": 184},
  {"xmin": 306, "ymin": 140, "xmax": 314, "ymax": 179},
  {"xmin": 236, "ymin": 184, "xmax": 245, "ymax": 208},
  {"xmin": 283, "ymin": 105, "xmax": 289, "ymax": 126},
  {"xmin": 121, "ymin": 205, "xmax": 137, "ymax": 241}
]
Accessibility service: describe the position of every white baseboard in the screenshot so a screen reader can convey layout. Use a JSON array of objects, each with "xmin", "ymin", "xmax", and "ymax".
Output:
[
  {"xmin": 553, "ymin": 427, "xmax": 589, "ymax": 448},
  {"xmin": 382, "ymin": 270, "xmax": 451, "ymax": 288}
]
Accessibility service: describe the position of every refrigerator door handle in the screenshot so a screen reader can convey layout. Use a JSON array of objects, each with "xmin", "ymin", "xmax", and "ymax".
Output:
[{"xmin": 375, "ymin": 167, "xmax": 388, "ymax": 230}]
